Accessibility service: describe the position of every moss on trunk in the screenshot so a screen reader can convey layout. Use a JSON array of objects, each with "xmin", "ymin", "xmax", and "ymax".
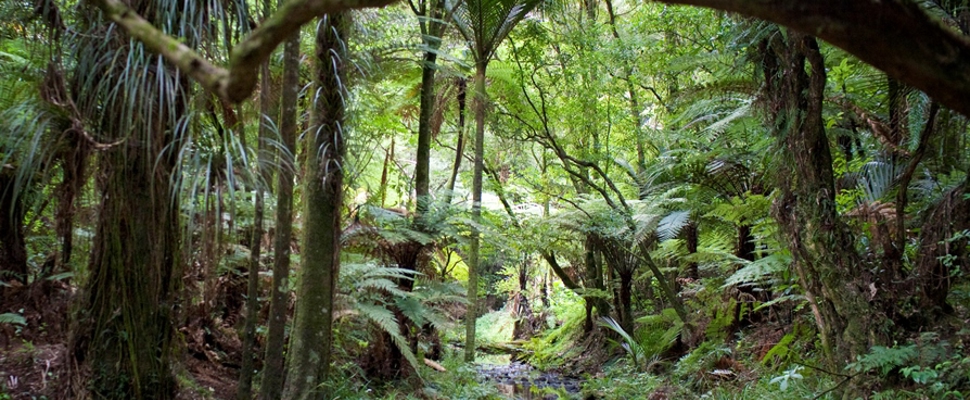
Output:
[{"xmin": 282, "ymin": 12, "xmax": 348, "ymax": 400}]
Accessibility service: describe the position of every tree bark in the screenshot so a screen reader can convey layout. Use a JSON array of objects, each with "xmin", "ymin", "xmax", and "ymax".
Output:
[
  {"xmin": 258, "ymin": 25, "xmax": 301, "ymax": 400},
  {"xmin": 0, "ymin": 172, "xmax": 28, "ymax": 285},
  {"xmin": 444, "ymin": 78, "xmax": 467, "ymax": 205},
  {"xmin": 237, "ymin": 57, "xmax": 273, "ymax": 400},
  {"xmin": 464, "ymin": 61, "xmax": 486, "ymax": 363},
  {"xmin": 282, "ymin": 12, "xmax": 348, "ymax": 400},
  {"xmin": 766, "ymin": 31, "xmax": 882, "ymax": 368},
  {"xmin": 68, "ymin": 4, "xmax": 187, "ymax": 398},
  {"xmin": 413, "ymin": 0, "xmax": 446, "ymax": 218}
]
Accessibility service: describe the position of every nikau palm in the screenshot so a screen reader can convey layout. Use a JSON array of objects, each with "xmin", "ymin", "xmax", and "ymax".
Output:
[{"xmin": 451, "ymin": 0, "xmax": 542, "ymax": 362}]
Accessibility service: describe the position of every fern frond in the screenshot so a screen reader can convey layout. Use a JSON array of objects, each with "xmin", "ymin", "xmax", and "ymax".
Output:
[
  {"xmin": 356, "ymin": 302, "xmax": 422, "ymax": 379},
  {"xmin": 658, "ymin": 210, "xmax": 691, "ymax": 242},
  {"xmin": 0, "ymin": 313, "xmax": 26, "ymax": 326},
  {"xmin": 722, "ymin": 252, "xmax": 792, "ymax": 288}
]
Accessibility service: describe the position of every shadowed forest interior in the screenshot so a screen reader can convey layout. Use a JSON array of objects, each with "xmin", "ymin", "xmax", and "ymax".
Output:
[{"xmin": 3, "ymin": 0, "xmax": 970, "ymax": 399}]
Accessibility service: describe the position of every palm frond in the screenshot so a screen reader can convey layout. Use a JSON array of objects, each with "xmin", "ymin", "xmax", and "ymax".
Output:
[{"xmin": 451, "ymin": 0, "xmax": 542, "ymax": 62}]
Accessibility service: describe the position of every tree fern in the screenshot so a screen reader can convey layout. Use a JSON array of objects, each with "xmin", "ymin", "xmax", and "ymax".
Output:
[
  {"xmin": 722, "ymin": 251, "xmax": 792, "ymax": 288},
  {"xmin": 657, "ymin": 210, "xmax": 691, "ymax": 242}
]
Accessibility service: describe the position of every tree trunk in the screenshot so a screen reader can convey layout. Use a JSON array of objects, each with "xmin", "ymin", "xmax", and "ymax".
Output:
[
  {"xmin": 237, "ymin": 57, "xmax": 273, "ymax": 400},
  {"xmin": 413, "ymin": 0, "xmax": 445, "ymax": 217},
  {"xmin": 282, "ymin": 12, "xmax": 348, "ymax": 400},
  {"xmin": 583, "ymin": 237, "xmax": 603, "ymax": 332},
  {"xmin": 258, "ymin": 25, "xmax": 300, "ymax": 400},
  {"xmin": 766, "ymin": 31, "xmax": 882, "ymax": 367},
  {"xmin": 71, "ymin": 134, "xmax": 182, "ymax": 399},
  {"xmin": 465, "ymin": 61, "xmax": 487, "ymax": 363},
  {"xmin": 444, "ymin": 78, "xmax": 467, "ymax": 205},
  {"xmin": 684, "ymin": 221, "xmax": 699, "ymax": 279},
  {"xmin": 617, "ymin": 269, "xmax": 634, "ymax": 335},
  {"xmin": 68, "ymin": 5, "xmax": 187, "ymax": 397},
  {"xmin": 0, "ymin": 173, "xmax": 28, "ymax": 285}
]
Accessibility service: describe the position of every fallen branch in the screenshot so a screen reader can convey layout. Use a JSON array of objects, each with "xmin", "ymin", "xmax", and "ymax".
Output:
[{"xmin": 423, "ymin": 358, "xmax": 446, "ymax": 372}]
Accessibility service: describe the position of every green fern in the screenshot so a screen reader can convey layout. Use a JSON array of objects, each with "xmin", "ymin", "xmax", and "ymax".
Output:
[
  {"xmin": 355, "ymin": 301, "xmax": 421, "ymax": 376},
  {"xmin": 722, "ymin": 251, "xmax": 792, "ymax": 288},
  {"xmin": 600, "ymin": 311, "xmax": 683, "ymax": 372},
  {"xmin": 0, "ymin": 312, "xmax": 26, "ymax": 326},
  {"xmin": 338, "ymin": 261, "xmax": 465, "ymax": 377}
]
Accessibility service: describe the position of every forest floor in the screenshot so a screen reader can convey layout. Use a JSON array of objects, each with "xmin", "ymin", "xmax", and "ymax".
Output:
[
  {"xmin": 0, "ymin": 280, "xmax": 244, "ymax": 400},
  {"xmin": 2, "ymin": 278, "xmax": 798, "ymax": 400}
]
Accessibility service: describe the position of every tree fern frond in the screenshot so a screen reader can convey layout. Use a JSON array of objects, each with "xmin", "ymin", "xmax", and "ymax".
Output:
[
  {"xmin": 395, "ymin": 295, "xmax": 428, "ymax": 326},
  {"xmin": 356, "ymin": 301, "xmax": 422, "ymax": 378},
  {"xmin": 722, "ymin": 252, "xmax": 792, "ymax": 288},
  {"xmin": 658, "ymin": 210, "xmax": 691, "ymax": 242}
]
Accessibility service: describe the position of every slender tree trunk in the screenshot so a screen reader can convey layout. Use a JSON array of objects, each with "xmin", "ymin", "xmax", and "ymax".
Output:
[
  {"xmin": 283, "ymin": 13, "xmax": 348, "ymax": 399},
  {"xmin": 583, "ymin": 237, "xmax": 601, "ymax": 332},
  {"xmin": 54, "ymin": 128, "xmax": 91, "ymax": 267},
  {"xmin": 605, "ymin": 0, "xmax": 648, "ymax": 175},
  {"xmin": 444, "ymin": 78, "xmax": 467, "ymax": 204},
  {"xmin": 259, "ymin": 25, "xmax": 300, "ymax": 400},
  {"xmin": 465, "ymin": 61, "xmax": 487, "ymax": 363},
  {"xmin": 237, "ymin": 58, "xmax": 272, "ymax": 400},
  {"xmin": 414, "ymin": 0, "xmax": 444, "ymax": 216},
  {"xmin": 379, "ymin": 137, "xmax": 393, "ymax": 208},
  {"xmin": 617, "ymin": 268, "xmax": 634, "ymax": 335},
  {"xmin": 684, "ymin": 222, "xmax": 698, "ymax": 279}
]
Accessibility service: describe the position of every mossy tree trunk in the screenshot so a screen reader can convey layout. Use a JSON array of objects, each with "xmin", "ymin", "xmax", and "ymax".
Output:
[
  {"xmin": 259, "ymin": 23, "xmax": 301, "ymax": 400},
  {"xmin": 68, "ymin": 3, "xmax": 188, "ymax": 397},
  {"xmin": 465, "ymin": 60, "xmax": 487, "ymax": 363},
  {"xmin": 765, "ymin": 30, "xmax": 884, "ymax": 367},
  {"xmin": 72, "ymin": 131, "xmax": 182, "ymax": 399},
  {"xmin": 282, "ymin": 12, "xmax": 348, "ymax": 400}
]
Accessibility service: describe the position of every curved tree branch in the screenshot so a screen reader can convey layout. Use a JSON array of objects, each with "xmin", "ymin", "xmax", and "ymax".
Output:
[
  {"xmin": 90, "ymin": 0, "xmax": 397, "ymax": 103},
  {"xmin": 653, "ymin": 0, "xmax": 970, "ymax": 117}
]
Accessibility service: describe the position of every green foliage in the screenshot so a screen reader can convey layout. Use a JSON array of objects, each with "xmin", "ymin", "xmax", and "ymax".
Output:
[
  {"xmin": 421, "ymin": 358, "xmax": 505, "ymax": 399},
  {"xmin": 339, "ymin": 261, "xmax": 466, "ymax": 379},
  {"xmin": 581, "ymin": 363, "xmax": 663, "ymax": 398},
  {"xmin": 722, "ymin": 252, "xmax": 792, "ymax": 288},
  {"xmin": 673, "ymin": 340, "xmax": 733, "ymax": 390},
  {"xmin": 599, "ymin": 308, "xmax": 683, "ymax": 373},
  {"xmin": 522, "ymin": 285, "xmax": 586, "ymax": 369},
  {"xmin": 761, "ymin": 332, "xmax": 795, "ymax": 367},
  {"xmin": 475, "ymin": 309, "xmax": 515, "ymax": 345},
  {"xmin": 848, "ymin": 332, "xmax": 970, "ymax": 398},
  {"xmin": 769, "ymin": 365, "xmax": 804, "ymax": 391},
  {"xmin": 0, "ymin": 312, "xmax": 26, "ymax": 326}
]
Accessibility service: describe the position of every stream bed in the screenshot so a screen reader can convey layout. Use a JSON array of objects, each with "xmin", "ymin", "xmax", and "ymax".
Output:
[{"xmin": 476, "ymin": 362, "xmax": 584, "ymax": 399}]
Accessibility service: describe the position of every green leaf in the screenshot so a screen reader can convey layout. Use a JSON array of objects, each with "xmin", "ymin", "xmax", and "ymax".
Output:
[{"xmin": 0, "ymin": 313, "xmax": 26, "ymax": 326}]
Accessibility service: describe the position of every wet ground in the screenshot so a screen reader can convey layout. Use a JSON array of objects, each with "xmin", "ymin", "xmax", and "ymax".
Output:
[{"xmin": 476, "ymin": 362, "xmax": 583, "ymax": 399}]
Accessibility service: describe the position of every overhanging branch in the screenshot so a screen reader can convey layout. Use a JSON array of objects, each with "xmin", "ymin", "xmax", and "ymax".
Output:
[
  {"xmin": 90, "ymin": 0, "xmax": 397, "ymax": 103},
  {"xmin": 653, "ymin": 0, "xmax": 970, "ymax": 117}
]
